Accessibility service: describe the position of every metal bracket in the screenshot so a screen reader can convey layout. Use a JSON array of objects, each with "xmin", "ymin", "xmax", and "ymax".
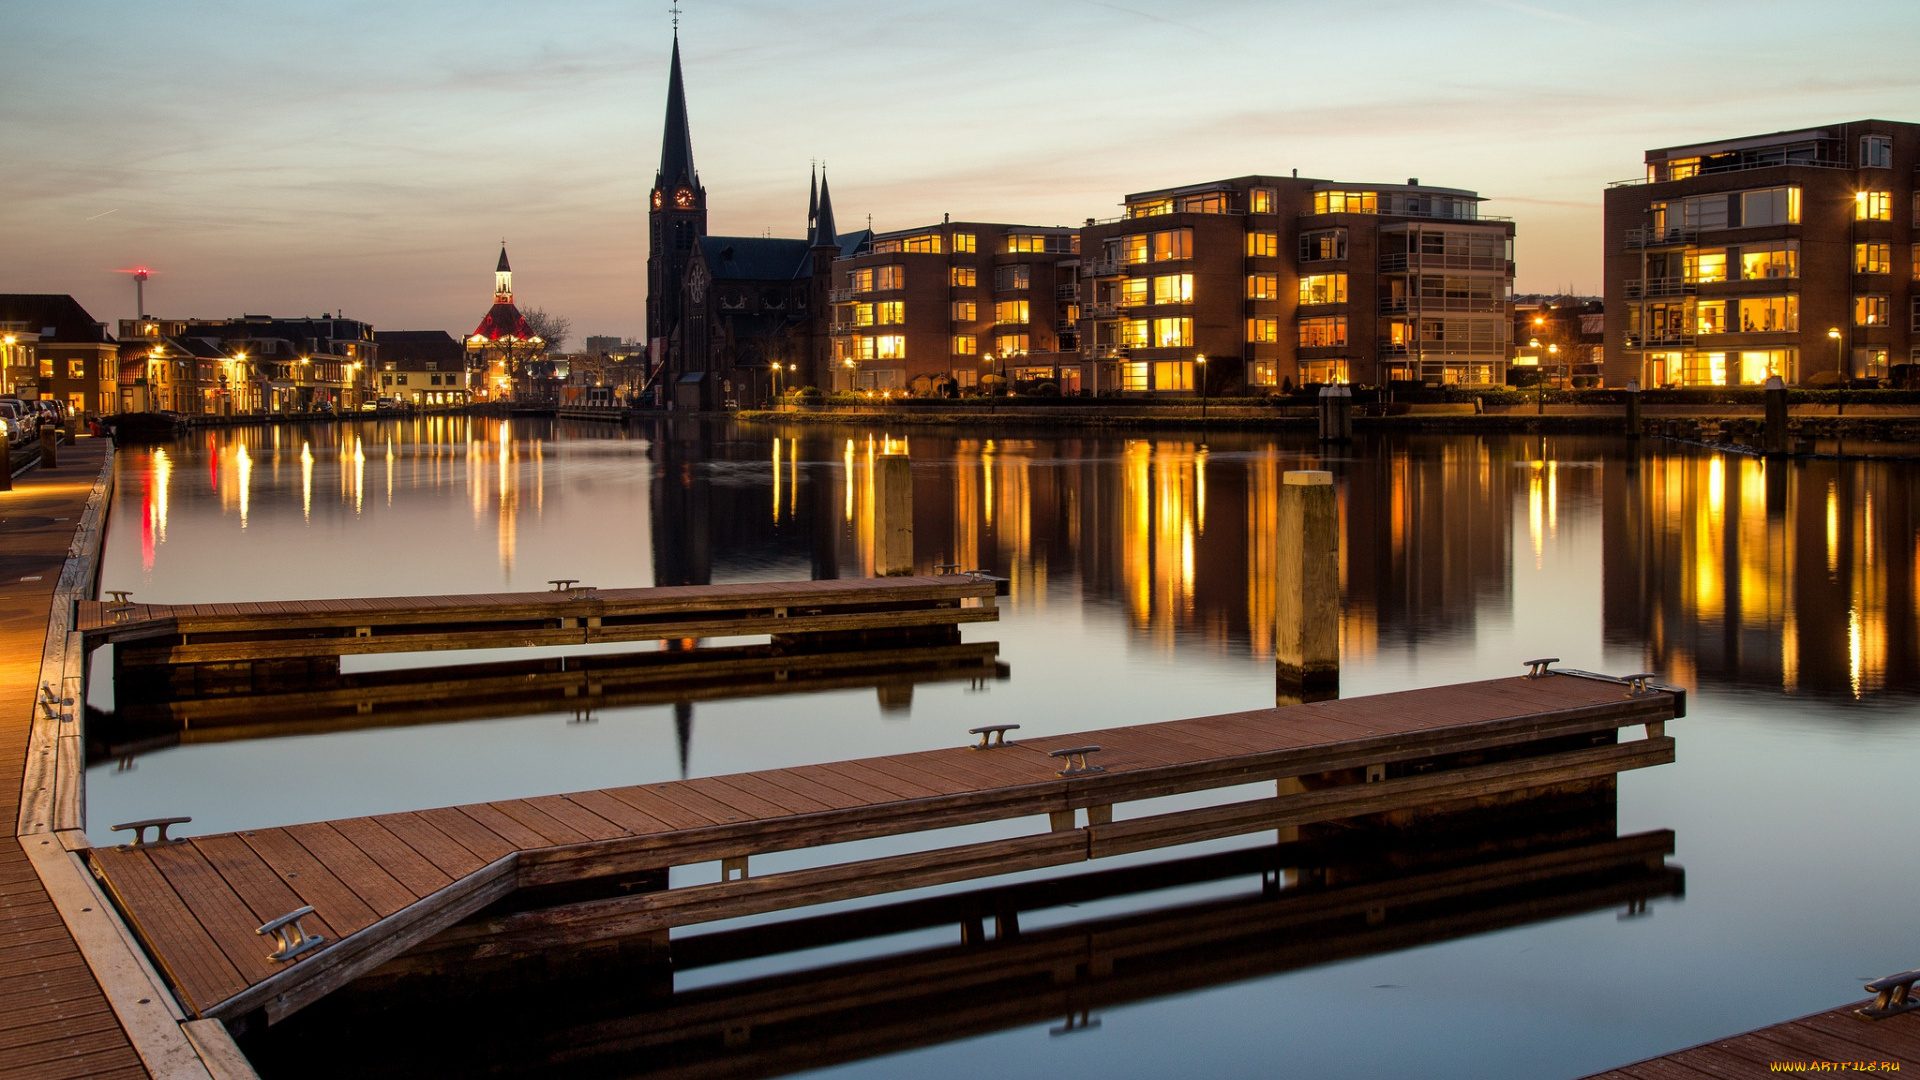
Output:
[
  {"xmin": 257, "ymin": 905, "xmax": 326, "ymax": 962},
  {"xmin": 105, "ymin": 590, "xmax": 133, "ymax": 604},
  {"xmin": 1050, "ymin": 745, "xmax": 1104, "ymax": 777},
  {"xmin": 547, "ymin": 578, "xmax": 579, "ymax": 592},
  {"xmin": 569, "ymin": 585, "xmax": 597, "ymax": 600},
  {"xmin": 38, "ymin": 683, "xmax": 71, "ymax": 722},
  {"xmin": 111, "ymin": 816, "xmax": 192, "ymax": 848},
  {"xmin": 934, "ymin": 563, "xmax": 960, "ymax": 575},
  {"xmin": 1523, "ymin": 657, "xmax": 1560, "ymax": 679},
  {"xmin": 969, "ymin": 724, "xmax": 1019, "ymax": 749},
  {"xmin": 1858, "ymin": 969, "xmax": 1920, "ymax": 1020}
]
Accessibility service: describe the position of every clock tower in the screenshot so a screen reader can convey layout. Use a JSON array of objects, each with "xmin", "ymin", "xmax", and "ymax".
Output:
[{"xmin": 646, "ymin": 33, "xmax": 706, "ymax": 357}]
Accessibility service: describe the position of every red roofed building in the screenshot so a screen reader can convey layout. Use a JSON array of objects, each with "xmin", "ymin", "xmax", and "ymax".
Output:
[{"xmin": 464, "ymin": 245, "xmax": 545, "ymax": 402}]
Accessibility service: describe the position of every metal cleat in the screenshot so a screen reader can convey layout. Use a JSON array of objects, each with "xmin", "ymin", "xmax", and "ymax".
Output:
[
  {"xmin": 1622, "ymin": 672, "xmax": 1660, "ymax": 695},
  {"xmin": 105, "ymin": 590, "xmax": 133, "ymax": 604},
  {"xmin": 257, "ymin": 905, "xmax": 326, "ymax": 962},
  {"xmin": 111, "ymin": 816, "xmax": 192, "ymax": 848},
  {"xmin": 969, "ymin": 724, "xmax": 1019, "ymax": 749},
  {"xmin": 547, "ymin": 578, "xmax": 579, "ymax": 592},
  {"xmin": 1857, "ymin": 969, "xmax": 1920, "ymax": 1020},
  {"xmin": 935, "ymin": 563, "xmax": 961, "ymax": 575},
  {"xmin": 1523, "ymin": 657, "xmax": 1560, "ymax": 679},
  {"xmin": 1050, "ymin": 746, "xmax": 1104, "ymax": 777}
]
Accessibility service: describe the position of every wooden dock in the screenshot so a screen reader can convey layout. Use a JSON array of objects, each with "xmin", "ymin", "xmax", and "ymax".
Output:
[
  {"xmin": 1582, "ymin": 1000, "xmax": 1920, "ymax": 1076},
  {"xmin": 79, "ymin": 575, "xmax": 998, "ymax": 690},
  {"xmin": 87, "ymin": 669, "xmax": 1680, "ymax": 1032}
]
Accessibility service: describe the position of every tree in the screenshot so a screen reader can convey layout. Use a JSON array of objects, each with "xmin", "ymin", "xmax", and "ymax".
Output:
[{"xmin": 521, "ymin": 308, "xmax": 572, "ymax": 354}]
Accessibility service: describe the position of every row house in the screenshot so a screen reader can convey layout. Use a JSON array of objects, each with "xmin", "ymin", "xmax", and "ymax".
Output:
[
  {"xmin": 119, "ymin": 314, "xmax": 376, "ymax": 413},
  {"xmin": 0, "ymin": 294, "xmax": 121, "ymax": 417}
]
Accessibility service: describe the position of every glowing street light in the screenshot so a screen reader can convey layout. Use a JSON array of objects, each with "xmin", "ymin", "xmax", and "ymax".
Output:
[{"xmin": 1828, "ymin": 326, "xmax": 1844, "ymax": 383}]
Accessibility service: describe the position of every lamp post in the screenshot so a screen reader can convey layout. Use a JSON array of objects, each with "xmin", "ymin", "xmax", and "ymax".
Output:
[
  {"xmin": 1828, "ymin": 326, "xmax": 1844, "ymax": 385},
  {"xmin": 1196, "ymin": 353, "xmax": 1208, "ymax": 423},
  {"xmin": 843, "ymin": 357, "xmax": 855, "ymax": 398},
  {"xmin": 981, "ymin": 351, "xmax": 996, "ymax": 413},
  {"xmin": 770, "ymin": 360, "xmax": 783, "ymax": 408},
  {"xmin": 1529, "ymin": 338, "xmax": 1544, "ymax": 415}
]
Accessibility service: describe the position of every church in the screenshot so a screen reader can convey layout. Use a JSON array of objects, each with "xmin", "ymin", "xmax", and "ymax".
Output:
[{"xmin": 646, "ymin": 34, "xmax": 870, "ymax": 409}]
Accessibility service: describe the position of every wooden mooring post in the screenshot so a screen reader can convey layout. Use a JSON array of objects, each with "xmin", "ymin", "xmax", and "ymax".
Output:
[
  {"xmin": 1275, "ymin": 470, "xmax": 1339, "ymax": 705},
  {"xmin": 874, "ymin": 453, "xmax": 914, "ymax": 576}
]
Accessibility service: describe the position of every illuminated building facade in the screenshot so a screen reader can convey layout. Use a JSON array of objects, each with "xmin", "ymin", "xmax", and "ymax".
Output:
[
  {"xmin": 464, "ymin": 245, "xmax": 542, "ymax": 403},
  {"xmin": 1603, "ymin": 120, "xmax": 1920, "ymax": 388},
  {"xmin": 1079, "ymin": 177, "xmax": 1515, "ymax": 394},
  {"xmin": 0, "ymin": 294, "xmax": 119, "ymax": 417},
  {"xmin": 829, "ymin": 222, "xmax": 1080, "ymax": 395},
  {"xmin": 117, "ymin": 314, "xmax": 372, "ymax": 413},
  {"xmin": 376, "ymin": 330, "xmax": 470, "ymax": 408}
]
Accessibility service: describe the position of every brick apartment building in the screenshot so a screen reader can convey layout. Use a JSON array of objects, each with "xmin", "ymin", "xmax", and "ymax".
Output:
[
  {"xmin": 830, "ymin": 221, "xmax": 1079, "ymax": 394},
  {"xmin": 0, "ymin": 294, "xmax": 120, "ymax": 417},
  {"xmin": 1078, "ymin": 176, "xmax": 1515, "ymax": 394},
  {"xmin": 1603, "ymin": 119, "xmax": 1920, "ymax": 388}
]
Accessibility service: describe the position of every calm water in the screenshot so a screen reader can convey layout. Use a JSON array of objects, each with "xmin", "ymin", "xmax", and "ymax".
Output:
[{"xmin": 90, "ymin": 417, "xmax": 1920, "ymax": 1079}]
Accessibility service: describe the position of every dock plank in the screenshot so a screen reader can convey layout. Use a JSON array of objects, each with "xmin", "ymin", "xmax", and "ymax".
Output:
[{"xmin": 326, "ymin": 817, "xmax": 455, "ymax": 896}]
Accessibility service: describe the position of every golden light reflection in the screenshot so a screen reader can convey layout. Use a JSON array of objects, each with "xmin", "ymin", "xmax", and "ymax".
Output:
[
  {"xmin": 772, "ymin": 437, "xmax": 783, "ymax": 523},
  {"xmin": 1120, "ymin": 439, "xmax": 1202, "ymax": 643},
  {"xmin": 1527, "ymin": 461, "xmax": 1545, "ymax": 567},
  {"xmin": 1826, "ymin": 480, "xmax": 1839, "ymax": 575},
  {"xmin": 300, "ymin": 441, "xmax": 312, "ymax": 522},
  {"xmin": 352, "ymin": 436, "xmax": 365, "ymax": 515},
  {"xmin": 236, "ymin": 444, "xmax": 251, "ymax": 529},
  {"xmin": 789, "ymin": 438, "xmax": 798, "ymax": 521},
  {"xmin": 843, "ymin": 439, "xmax": 855, "ymax": 523}
]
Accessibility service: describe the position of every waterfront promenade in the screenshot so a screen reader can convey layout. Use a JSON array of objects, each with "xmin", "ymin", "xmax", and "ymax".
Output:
[{"xmin": 0, "ymin": 437, "xmax": 150, "ymax": 1079}]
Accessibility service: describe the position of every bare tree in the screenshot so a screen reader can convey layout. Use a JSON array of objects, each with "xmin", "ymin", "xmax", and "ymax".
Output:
[{"xmin": 521, "ymin": 307, "xmax": 572, "ymax": 354}]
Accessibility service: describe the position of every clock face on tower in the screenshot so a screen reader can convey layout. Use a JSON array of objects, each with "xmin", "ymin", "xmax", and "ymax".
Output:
[
  {"xmin": 675, "ymin": 187, "xmax": 696, "ymax": 209},
  {"xmin": 651, "ymin": 190, "xmax": 663, "ymax": 210}
]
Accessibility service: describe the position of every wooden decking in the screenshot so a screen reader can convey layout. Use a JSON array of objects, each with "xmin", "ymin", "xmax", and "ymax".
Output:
[
  {"xmin": 89, "ymin": 670, "xmax": 1679, "ymax": 1030},
  {"xmin": 0, "ymin": 439, "xmax": 151, "ymax": 1080},
  {"xmin": 78, "ymin": 576, "xmax": 998, "ymax": 668},
  {"xmin": 1583, "ymin": 1002, "xmax": 1920, "ymax": 1076}
]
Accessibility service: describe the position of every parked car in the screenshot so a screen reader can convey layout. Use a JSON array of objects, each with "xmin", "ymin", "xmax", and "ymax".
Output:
[
  {"xmin": 359, "ymin": 401, "xmax": 379, "ymax": 412},
  {"xmin": 0, "ymin": 400, "xmax": 33, "ymax": 447},
  {"xmin": 31, "ymin": 400, "xmax": 64, "ymax": 431}
]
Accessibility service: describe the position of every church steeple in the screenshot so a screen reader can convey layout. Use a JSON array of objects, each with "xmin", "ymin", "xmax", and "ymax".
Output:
[
  {"xmin": 656, "ymin": 36, "xmax": 698, "ymax": 195},
  {"xmin": 808, "ymin": 164, "xmax": 819, "ymax": 236},
  {"xmin": 494, "ymin": 244, "xmax": 512, "ymax": 303},
  {"xmin": 811, "ymin": 169, "xmax": 837, "ymax": 249}
]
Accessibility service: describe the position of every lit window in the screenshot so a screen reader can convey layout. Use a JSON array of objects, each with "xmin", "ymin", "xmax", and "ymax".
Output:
[
  {"xmin": 1855, "ymin": 242, "xmax": 1891, "ymax": 274},
  {"xmin": 994, "ymin": 300, "xmax": 1029, "ymax": 324},
  {"xmin": 847, "ymin": 268, "xmax": 874, "ymax": 292},
  {"xmin": 952, "ymin": 301, "xmax": 976, "ymax": 321},
  {"xmin": 1855, "ymin": 294, "xmax": 1890, "ymax": 326},
  {"xmin": 1152, "ymin": 274, "xmax": 1192, "ymax": 305},
  {"xmin": 1151, "ymin": 230, "xmax": 1191, "ymax": 261},
  {"xmin": 1249, "ymin": 361, "xmax": 1279, "ymax": 386},
  {"xmin": 854, "ymin": 303, "xmax": 875, "ymax": 327},
  {"xmin": 1122, "ymin": 362, "xmax": 1150, "ymax": 391},
  {"xmin": 1665, "ymin": 157, "xmax": 1701, "ymax": 180},
  {"xmin": 875, "ymin": 335, "xmax": 907, "ymax": 360},
  {"xmin": 1853, "ymin": 347, "xmax": 1888, "ymax": 379},
  {"xmin": 1298, "ymin": 273, "xmax": 1348, "ymax": 305},
  {"xmin": 952, "ymin": 232, "xmax": 976, "ymax": 253},
  {"xmin": 1740, "ymin": 243, "xmax": 1798, "ymax": 279},
  {"xmin": 1684, "ymin": 250, "xmax": 1727, "ymax": 283},
  {"xmin": 1696, "ymin": 301, "xmax": 1726, "ymax": 334},
  {"xmin": 68, "ymin": 360, "xmax": 86, "ymax": 379},
  {"xmin": 899, "ymin": 233, "xmax": 942, "ymax": 254},
  {"xmin": 951, "ymin": 266, "xmax": 976, "ymax": 288},
  {"xmin": 1007, "ymin": 233, "xmax": 1072, "ymax": 254},
  {"xmin": 1120, "ymin": 235, "xmax": 1150, "ymax": 264},
  {"xmin": 1120, "ymin": 278, "xmax": 1148, "ymax": 307},
  {"xmin": 1250, "ymin": 188, "xmax": 1276, "ymax": 214},
  {"xmin": 1152, "ymin": 361, "xmax": 1192, "ymax": 390},
  {"xmin": 877, "ymin": 265, "xmax": 905, "ymax": 289},
  {"xmin": 1176, "ymin": 193, "xmax": 1227, "ymax": 214},
  {"xmin": 1246, "ymin": 232, "xmax": 1279, "ymax": 258},
  {"xmin": 1856, "ymin": 191, "xmax": 1892, "ymax": 221},
  {"xmin": 1247, "ymin": 274, "xmax": 1279, "ymax": 300},
  {"xmin": 1913, "ymin": 244, "xmax": 1920, "ymax": 281},
  {"xmin": 1247, "ymin": 317, "xmax": 1280, "ymax": 343},
  {"xmin": 994, "ymin": 265, "xmax": 1031, "ymax": 291},
  {"xmin": 1313, "ymin": 191, "xmax": 1377, "ymax": 215},
  {"xmin": 951, "ymin": 334, "xmax": 976, "ymax": 356},
  {"xmin": 1299, "ymin": 317, "xmax": 1348, "ymax": 347},
  {"xmin": 995, "ymin": 333, "xmax": 1029, "ymax": 354},
  {"xmin": 1738, "ymin": 349, "xmax": 1795, "ymax": 385},
  {"xmin": 1118, "ymin": 320, "xmax": 1149, "ymax": 348},
  {"xmin": 1738, "ymin": 296, "xmax": 1797, "ymax": 333},
  {"xmin": 1299, "ymin": 359, "xmax": 1349, "ymax": 385},
  {"xmin": 1127, "ymin": 199, "xmax": 1174, "ymax": 219},
  {"xmin": 1300, "ymin": 229, "xmax": 1348, "ymax": 262},
  {"xmin": 1151, "ymin": 318, "xmax": 1191, "ymax": 348},
  {"xmin": 1861, "ymin": 135, "xmax": 1892, "ymax": 169},
  {"xmin": 875, "ymin": 301, "xmax": 905, "ymax": 325}
]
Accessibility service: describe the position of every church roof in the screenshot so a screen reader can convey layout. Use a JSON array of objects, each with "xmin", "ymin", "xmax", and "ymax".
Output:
[
  {"xmin": 657, "ymin": 37, "xmax": 698, "ymax": 191},
  {"xmin": 496, "ymin": 247, "xmax": 511, "ymax": 273},
  {"xmin": 699, "ymin": 230, "xmax": 875, "ymax": 282},
  {"xmin": 472, "ymin": 301, "xmax": 535, "ymax": 342}
]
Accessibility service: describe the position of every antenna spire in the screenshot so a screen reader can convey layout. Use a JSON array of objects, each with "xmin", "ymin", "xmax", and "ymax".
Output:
[{"xmin": 669, "ymin": 1, "xmax": 681, "ymax": 32}]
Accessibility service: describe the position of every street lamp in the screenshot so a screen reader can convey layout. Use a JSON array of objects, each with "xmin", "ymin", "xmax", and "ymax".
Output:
[
  {"xmin": 1196, "ymin": 353, "xmax": 1208, "ymax": 423},
  {"xmin": 770, "ymin": 360, "xmax": 783, "ymax": 407},
  {"xmin": 1828, "ymin": 326, "xmax": 1844, "ymax": 384},
  {"xmin": 981, "ymin": 351, "xmax": 997, "ymax": 411}
]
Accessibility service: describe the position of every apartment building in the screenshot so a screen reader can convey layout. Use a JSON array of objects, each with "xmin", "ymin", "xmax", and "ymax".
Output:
[
  {"xmin": 120, "ymin": 314, "xmax": 376, "ymax": 412},
  {"xmin": 1603, "ymin": 120, "xmax": 1920, "ymax": 388},
  {"xmin": 1078, "ymin": 176, "xmax": 1514, "ymax": 394},
  {"xmin": 830, "ymin": 221, "xmax": 1079, "ymax": 394},
  {"xmin": 0, "ymin": 294, "xmax": 120, "ymax": 417}
]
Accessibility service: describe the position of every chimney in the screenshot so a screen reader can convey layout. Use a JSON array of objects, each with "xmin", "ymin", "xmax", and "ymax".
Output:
[{"xmin": 1408, "ymin": 178, "xmax": 1419, "ymax": 186}]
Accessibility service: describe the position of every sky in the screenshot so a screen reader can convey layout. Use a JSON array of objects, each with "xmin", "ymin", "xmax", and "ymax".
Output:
[{"xmin": 5, "ymin": 0, "xmax": 1918, "ymax": 343}]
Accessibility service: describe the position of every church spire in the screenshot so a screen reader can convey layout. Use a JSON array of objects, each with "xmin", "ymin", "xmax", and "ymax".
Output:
[
  {"xmin": 494, "ymin": 244, "xmax": 512, "ymax": 302},
  {"xmin": 808, "ymin": 163, "xmax": 819, "ymax": 235},
  {"xmin": 811, "ymin": 168, "xmax": 837, "ymax": 248},
  {"xmin": 657, "ymin": 36, "xmax": 697, "ymax": 192}
]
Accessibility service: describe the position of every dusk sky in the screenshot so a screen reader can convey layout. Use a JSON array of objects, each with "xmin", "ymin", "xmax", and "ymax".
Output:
[{"xmin": 6, "ymin": 0, "xmax": 1917, "ymax": 344}]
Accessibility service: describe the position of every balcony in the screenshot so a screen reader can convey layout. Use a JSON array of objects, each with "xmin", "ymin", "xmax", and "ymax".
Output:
[
  {"xmin": 1055, "ymin": 284, "xmax": 1078, "ymax": 300},
  {"xmin": 1083, "ymin": 301, "xmax": 1117, "ymax": 318},
  {"xmin": 828, "ymin": 287, "xmax": 857, "ymax": 302},
  {"xmin": 1378, "ymin": 253, "xmax": 1511, "ymax": 274},
  {"xmin": 1082, "ymin": 258, "xmax": 1123, "ymax": 278},
  {"xmin": 1056, "ymin": 319, "xmax": 1078, "ymax": 334},
  {"xmin": 1624, "ymin": 332, "xmax": 1696, "ymax": 348},
  {"xmin": 1623, "ymin": 227, "xmax": 1697, "ymax": 250},
  {"xmin": 1624, "ymin": 279, "xmax": 1697, "ymax": 299}
]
